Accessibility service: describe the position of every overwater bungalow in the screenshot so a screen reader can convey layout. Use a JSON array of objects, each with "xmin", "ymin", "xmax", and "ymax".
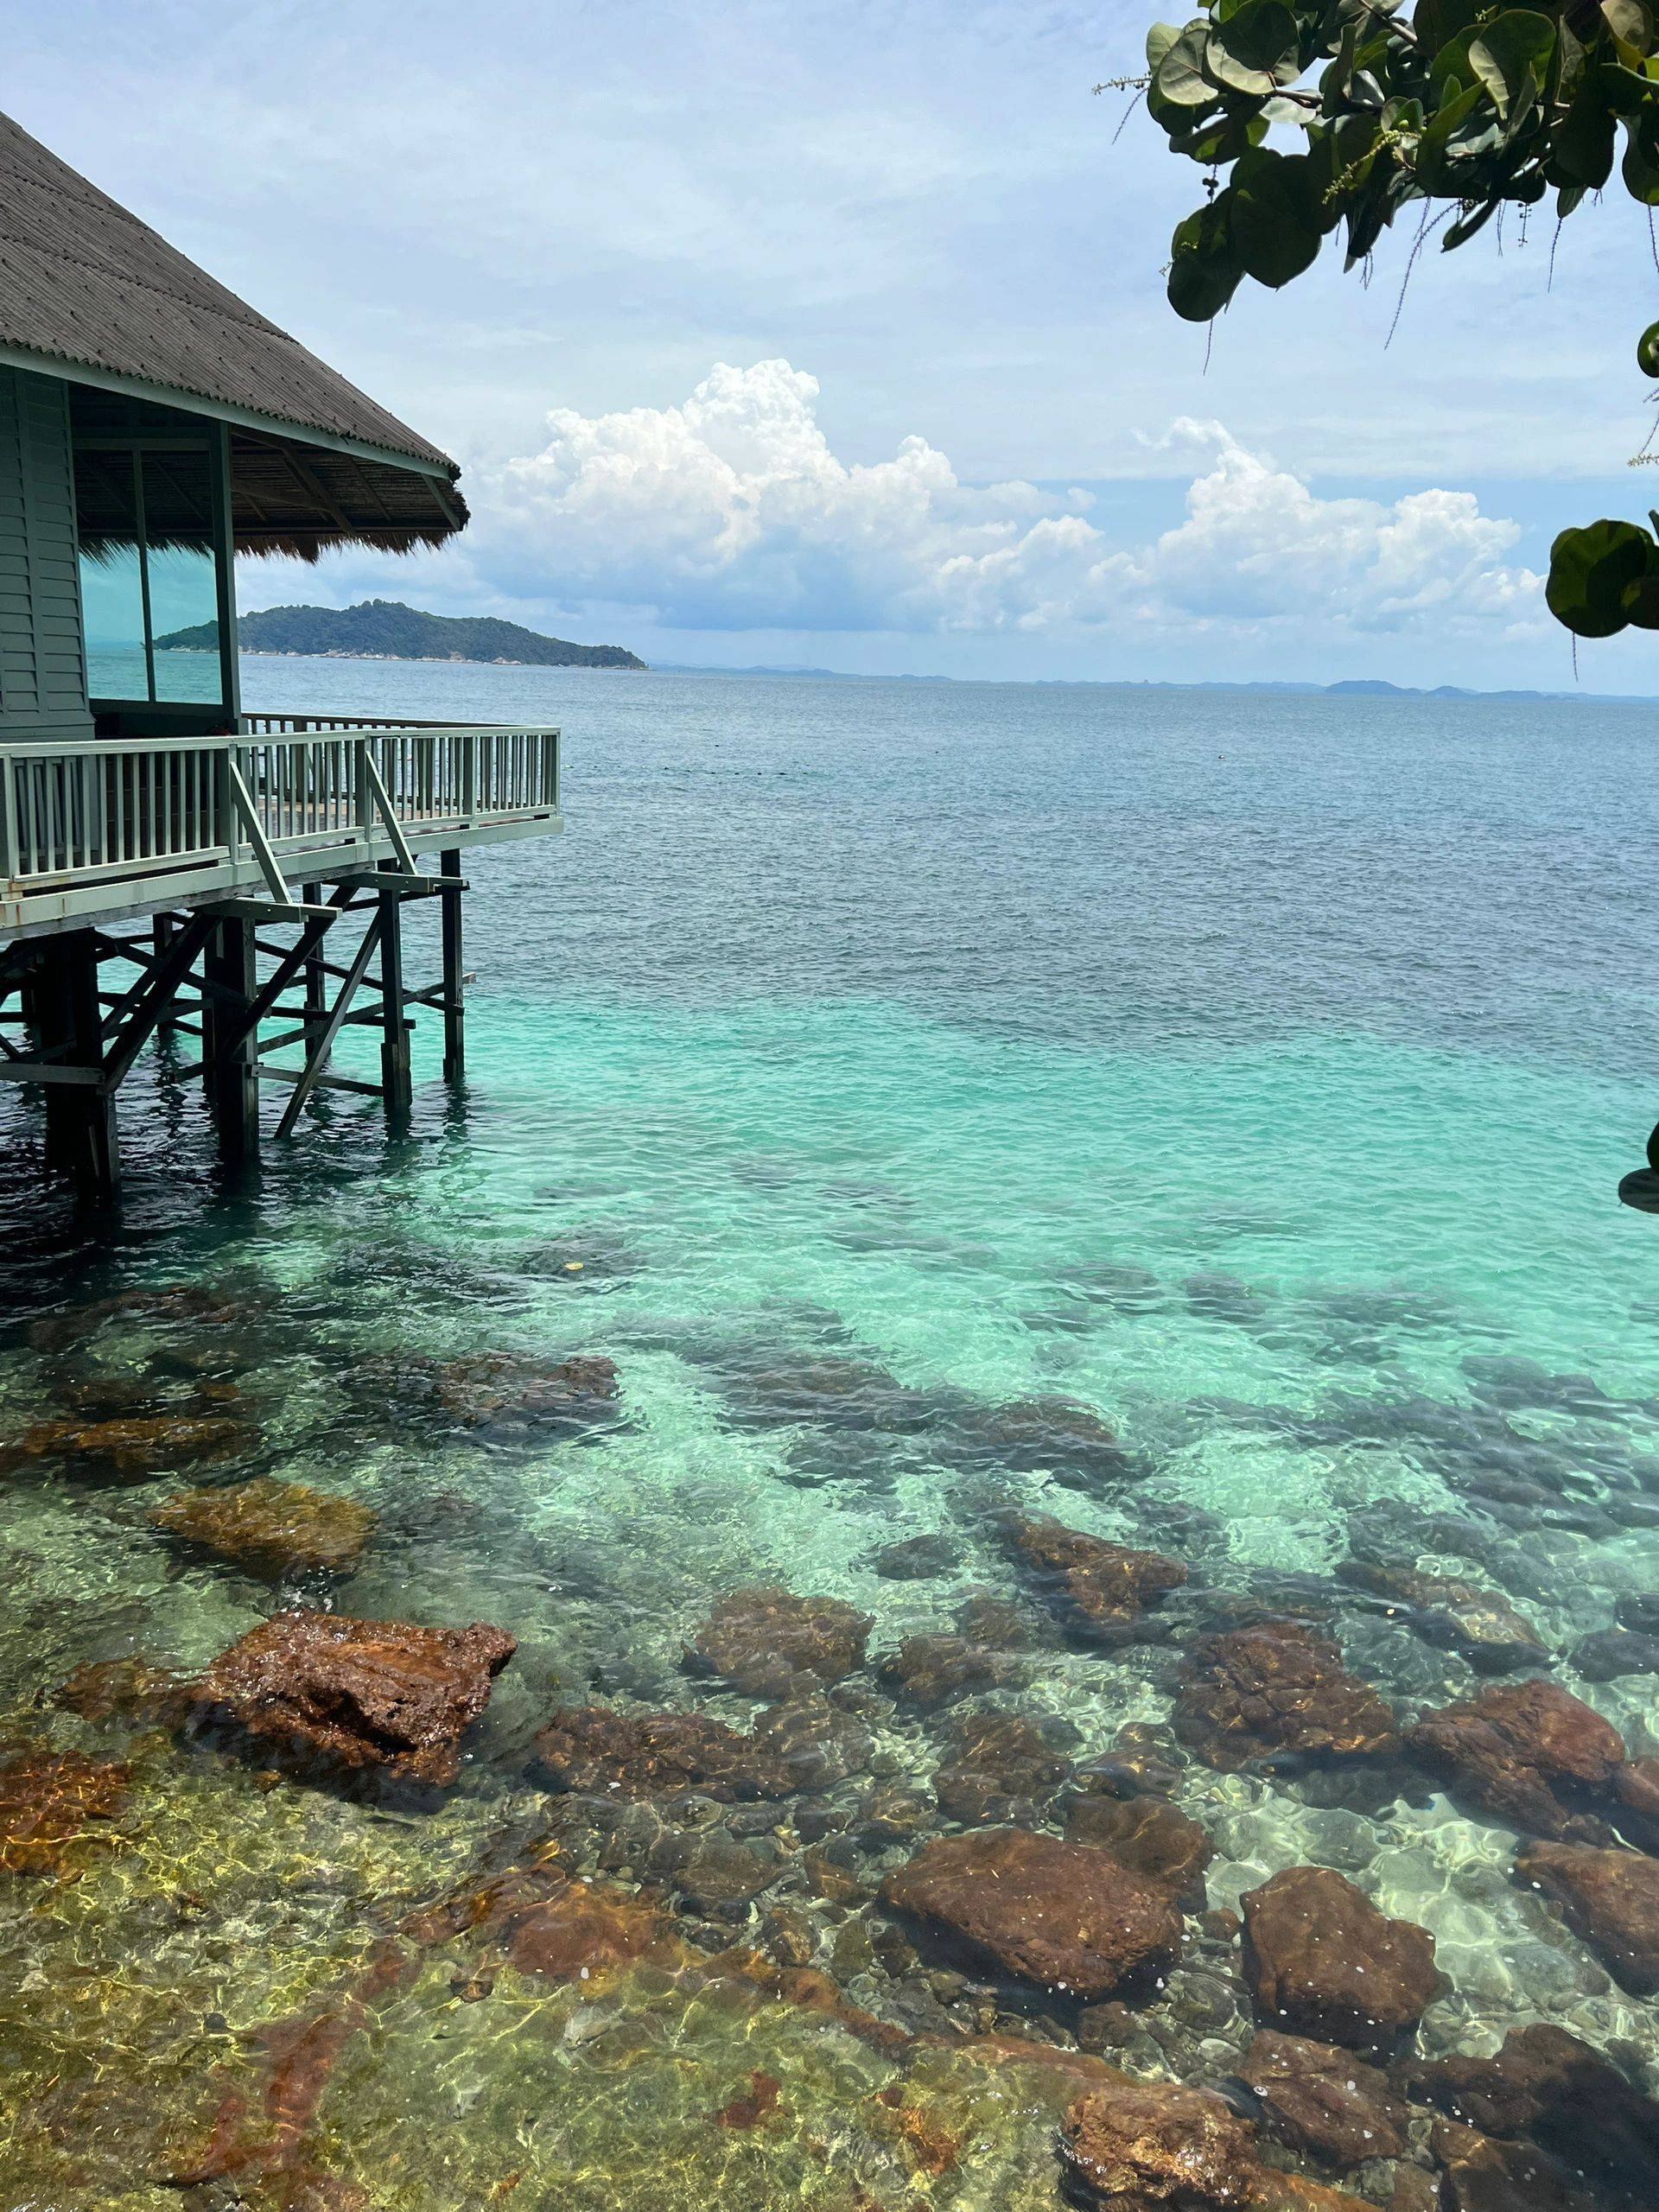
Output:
[{"xmin": 0, "ymin": 111, "xmax": 562, "ymax": 1195}]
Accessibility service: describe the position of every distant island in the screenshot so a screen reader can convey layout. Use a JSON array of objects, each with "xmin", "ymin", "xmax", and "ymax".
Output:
[{"xmin": 155, "ymin": 598, "xmax": 645, "ymax": 670}]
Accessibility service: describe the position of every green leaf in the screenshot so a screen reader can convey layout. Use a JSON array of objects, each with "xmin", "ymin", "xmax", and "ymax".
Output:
[
  {"xmin": 1638, "ymin": 319, "xmax": 1659, "ymax": 374},
  {"xmin": 1155, "ymin": 23, "xmax": 1220, "ymax": 105},
  {"xmin": 1623, "ymin": 120, "xmax": 1659, "ymax": 201},
  {"xmin": 1414, "ymin": 0, "xmax": 1485, "ymax": 55},
  {"xmin": 1466, "ymin": 10, "xmax": 1556, "ymax": 118},
  {"xmin": 1414, "ymin": 80, "xmax": 1491, "ymax": 193},
  {"xmin": 1602, "ymin": 0, "xmax": 1655, "ymax": 54},
  {"xmin": 1550, "ymin": 72, "xmax": 1618, "ymax": 186},
  {"xmin": 1208, "ymin": 0, "xmax": 1300, "ymax": 92},
  {"xmin": 1231, "ymin": 148, "xmax": 1327, "ymax": 283},
  {"xmin": 1147, "ymin": 20, "xmax": 1183, "ymax": 71},
  {"xmin": 1170, "ymin": 108, "xmax": 1269, "ymax": 161},
  {"xmin": 1167, "ymin": 201, "xmax": 1245, "ymax": 321},
  {"xmin": 1546, "ymin": 518, "xmax": 1654, "ymax": 637}
]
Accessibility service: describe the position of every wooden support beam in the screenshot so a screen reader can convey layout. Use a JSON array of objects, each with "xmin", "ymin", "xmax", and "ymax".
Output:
[
  {"xmin": 276, "ymin": 912, "xmax": 383, "ymax": 1139},
  {"xmin": 202, "ymin": 911, "xmax": 260, "ymax": 1164},
  {"xmin": 100, "ymin": 912, "xmax": 217, "ymax": 1092},
  {"xmin": 441, "ymin": 846, "xmax": 465, "ymax": 1084},
  {"xmin": 35, "ymin": 933, "xmax": 119, "ymax": 1197},
  {"xmin": 377, "ymin": 885, "xmax": 412, "ymax": 1122}
]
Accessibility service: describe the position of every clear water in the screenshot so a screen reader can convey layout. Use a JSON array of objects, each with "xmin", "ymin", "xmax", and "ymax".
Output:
[{"xmin": 3, "ymin": 662, "xmax": 1657, "ymax": 2208}]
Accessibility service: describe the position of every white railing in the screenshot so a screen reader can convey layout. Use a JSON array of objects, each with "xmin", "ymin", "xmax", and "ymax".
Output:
[{"xmin": 0, "ymin": 720, "xmax": 560, "ymax": 901}]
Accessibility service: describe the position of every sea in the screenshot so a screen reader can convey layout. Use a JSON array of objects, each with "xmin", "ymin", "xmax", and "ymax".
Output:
[{"xmin": 1, "ymin": 658, "xmax": 1656, "ymax": 2209}]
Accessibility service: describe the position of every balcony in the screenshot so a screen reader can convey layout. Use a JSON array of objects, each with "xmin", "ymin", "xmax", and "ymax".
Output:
[{"xmin": 0, "ymin": 712, "xmax": 562, "ymax": 937}]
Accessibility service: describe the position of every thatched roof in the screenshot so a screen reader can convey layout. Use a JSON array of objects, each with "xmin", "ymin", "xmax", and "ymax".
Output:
[{"xmin": 0, "ymin": 110, "xmax": 467, "ymax": 558}]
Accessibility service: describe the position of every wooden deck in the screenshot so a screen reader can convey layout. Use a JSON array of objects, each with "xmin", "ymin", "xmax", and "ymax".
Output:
[{"xmin": 0, "ymin": 710, "xmax": 561, "ymax": 939}]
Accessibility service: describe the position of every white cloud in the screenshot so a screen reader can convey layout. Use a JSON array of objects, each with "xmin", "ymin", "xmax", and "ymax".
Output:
[{"xmin": 461, "ymin": 360, "xmax": 1544, "ymax": 642}]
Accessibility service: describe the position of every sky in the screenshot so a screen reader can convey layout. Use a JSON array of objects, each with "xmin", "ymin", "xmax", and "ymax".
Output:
[{"xmin": 14, "ymin": 0, "xmax": 1659, "ymax": 689}]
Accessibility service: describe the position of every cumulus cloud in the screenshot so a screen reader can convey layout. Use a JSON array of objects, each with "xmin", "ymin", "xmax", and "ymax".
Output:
[{"xmin": 466, "ymin": 361, "xmax": 1542, "ymax": 640}]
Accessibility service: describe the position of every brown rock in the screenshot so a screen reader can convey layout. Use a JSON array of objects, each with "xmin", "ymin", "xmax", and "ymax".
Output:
[
  {"xmin": 506, "ymin": 1877, "xmax": 688, "ymax": 1982},
  {"xmin": 1514, "ymin": 1840, "xmax": 1659, "ymax": 1993},
  {"xmin": 686, "ymin": 1584, "xmax": 871, "ymax": 1698},
  {"xmin": 1339, "ymin": 1560, "xmax": 1548, "ymax": 1674},
  {"xmin": 430, "ymin": 1351, "xmax": 620, "ymax": 1424},
  {"xmin": 531, "ymin": 1705, "xmax": 795, "ymax": 1801},
  {"xmin": 151, "ymin": 1478, "xmax": 375, "ymax": 1577},
  {"xmin": 1236, "ymin": 2030, "xmax": 1408, "ymax": 2166},
  {"xmin": 54, "ymin": 1655, "xmax": 189, "ymax": 1727},
  {"xmin": 878, "ymin": 1630, "xmax": 1029, "ymax": 1708},
  {"xmin": 955, "ymin": 1592, "xmax": 1033, "ymax": 1648},
  {"xmin": 1176, "ymin": 1621, "xmax": 1398, "ymax": 1771},
  {"xmin": 0, "ymin": 1747, "xmax": 130, "ymax": 1873},
  {"xmin": 188, "ymin": 1611, "xmax": 515, "ymax": 1786},
  {"xmin": 881, "ymin": 1827, "xmax": 1181, "ymax": 1997},
  {"xmin": 1612, "ymin": 1756, "xmax": 1659, "ymax": 1853},
  {"xmin": 932, "ymin": 1710, "xmax": 1072, "ymax": 1824},
  {"xmin": 1408, "ymin": 2023, "xmax": 1659, "ymax": 2202},
  {"xmin": 751, "ymin": 1693, "xmax": 869, "ymax": 1789},
  {"xmin": 1408, "ymin": 1680, "xmax": 1624, "ymax": 1842},
  {"xmin": 11, "ymin": 1412, "xmax": 245, "ymax": 1478},
  {"xmin": 1241, "ymin": 1866, "xmax": 1442, "ymax": 2048},
  {"xmin": 1006, "ymin": 1511, "xmax": 1185, "ymax": 1642},
  {"xmin": 1061, "ymin": 2075, "xmax": 1258, "ymax": 2205},
  {"xmin": 1431, "ymin": 2119, "xmax": 1598, "ymax": 2212},
  {"xmin": 1064, "ymin": 1793, "xmax": 1213, "ymax": 1909}
]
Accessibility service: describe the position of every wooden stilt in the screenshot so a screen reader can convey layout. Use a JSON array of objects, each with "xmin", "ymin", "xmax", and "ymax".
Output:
[
  {"xmin": 378, "ymin": 886, "xmax": 412, "ymax": 1122},
  {"xmin": 153, "ymin": 913, "xmax": 177, "ymax": 1037},
  {"xmin": 203, "ymin": 911, "xmax": 259, "ymax": 1163},
  {"xmin": 440, "ymin": 846, "xmax": 465, "ymax": 1083},
  {"xmin": 35, "ymin": 932, "xmax": 119, "ymax": 1197},
  {"xmin": 304, "ymin": 915, "xmax": 329, "ymax": 1063},
  {"xmin": 276, "ymin": 910, "xmax": 381, "ymax": 1137}
]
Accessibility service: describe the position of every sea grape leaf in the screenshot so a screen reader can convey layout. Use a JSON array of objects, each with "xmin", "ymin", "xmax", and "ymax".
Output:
[
  {"xmin": 1156, "ymin": 23, "xmax": 1224, "ymax": 103},
  {"xmin": 1546, "ymin": 518, "xmax": 1654, "ymax": 636},
  {"xmin": 1231, "ymin": 148, "xmax": 1325, "ymax": 283},
  {"xmin": 1466, "ymin": 11, "xmax": 1556, "ymax": 118}
]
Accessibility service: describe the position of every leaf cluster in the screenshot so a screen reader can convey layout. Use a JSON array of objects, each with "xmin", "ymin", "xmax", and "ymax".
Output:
[{"xmin": 1145, "ymin": 0, "xmax": 1659, "ymax": 634}]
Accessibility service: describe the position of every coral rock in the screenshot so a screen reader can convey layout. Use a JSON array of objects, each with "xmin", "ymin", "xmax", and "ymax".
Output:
[
  {"xmin": 879, "ymin": 1630, "xmax": 1028, "ymax": 1708},
  {"xmin": 1241, "ymin": 1866, "xmax": 1442, "ymax": 2048},
  {"xmin": 686, "ymin": 1584, "xmax": 871, "ymax": 1699},
  {"xmin": 1005, "ymin": 1511, "xmax": 1185, "ymax": 1643},
  {"xmin": 1340, "ymin": 1560, "xmax": 1548, "ymax": 1674},
  {"xmin": 0, "ymin": 1747, "xmax": 130, "ymax": 1873},
  {"xmin": 1236, "ymin": 2030, "xmax": 1408, "ymax": 2166},
  {"xmin": 188, "ymin": 1611, "xmax": 515, "ymax": 1786},
  {"xmin": 1408, "ymin": 1680, "xmax": 1625, "ymax": 1842},
  {"xmin": 1061, "ymin": 2075, "xmax": 1258, "ymax": 2205},
  {"xmin": 151, "ymin": 1477, "xmax": 375, "ymax": 1577},
  {"xmin": 1064, "ymin": 1792, "xmax": 1213, "ymax": 1908},
  {"xmin": 932, "ymin": 1710, "xmax": 1073, "ymax": 1824},
  {"xmin": 881, "ymin": 1827, "xmax": 1181, "ymax": 1997},
  {"xmin": 1514, "ymin": 1840, "xmax": 1659, "ymax": 1994},
  {"xmin": 12, "ymin": 1412, "xmax": 245, "ymax": 1478},
  {"xmin": 1176, "ymin": 1621, "xmax": 1398, "ymax": 1771}
]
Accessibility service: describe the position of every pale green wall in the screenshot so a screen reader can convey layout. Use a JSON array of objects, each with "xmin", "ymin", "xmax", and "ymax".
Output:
[{"xmin": 0, "ymin": 365, "xmax": 92, "ymax": 743}]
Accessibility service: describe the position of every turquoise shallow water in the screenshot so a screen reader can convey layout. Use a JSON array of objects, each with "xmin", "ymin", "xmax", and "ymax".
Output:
[{"xmin": 3, "ymin": 661, "xmax": 1659, "ymax": 2207}]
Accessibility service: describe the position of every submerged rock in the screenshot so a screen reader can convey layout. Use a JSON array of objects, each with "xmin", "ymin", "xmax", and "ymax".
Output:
[
  {"xmin": 1514, "ymin": 1840, "xmax": 1659, "ymax": 1994},
  {"xmin": 882, "ymin": 1827, "xmax": 1181, "ymax": 1997},
  {"xmin": 0, "ymin": 1747, "xmax": 130, "ymax": 1874},
  {"xmin": 1061, "ymin": 2075, "xmax": 1258, "ymax": 2205},
  {"xmin": 1338, "ymin": 1560, "xmax": 1548, "ymax": 1674},
  {"xmin": 1236, "ymin": 2030, "xmax": 1408, "ymax": 2166},
  {"xmin": 1240, "ymin": 1866, "xmax": 1443, "ymax": 2049},
  {"xmin": 1407, "ymin": 1680, "xmax": 1624, "ymax": 1842},
  {"xmin": 879, "ymin": 1630, "xmax": 1029, "ymax": 1708},
  {"xmin": 1175, "ymin": 1621, "xmax": 1398, "ymax": 1771},
  {"xmin": 188, "ymin": 1611, "xmax": 515, "ymax": 1786},
  {"xmin": 1408, "ymin": 2024, "xmax": 1659, "ymax": 2204},
  {"xmin": 1003, "ymin": 1511, "xmax": 1185, "ymax": 1643},
  {"xmin": 151, "ymin": 1477, "xmax": 376, "ymax": 1577},
  {"xmin": 685, "ymin": 1585, "xmax": 872, "ymax": 1699},
  {"xmin": 531, "ymin": 1706, "xmax": 796, "ymax": 1802},
  {"xmin": 431, "ymin": 1351, "xmax": 620, "ymax": 1426},
  {"xmin": 932, "ymin": 1710, "xmax": 1074, "ymax": 1824},
  {"xmin": 506, "ymin": 1877, "xmax": 690, "ymax": 1983},
  {"xmin": 8, "ymin": 1412, "xmax": 245, "ymax": 1478},
  {"xmin": 869, "ymin": 1531, "xmax": 963, "ymax": 1580},
  {"xmin": 1431, "ymin": 2117, "xmax": 1598, "ymax": 2212},
  {"xmin": 1571, "ymin": 1628, "xmax": 1659, "ymax": 1681},
  {"xmin": 54, "ymin": 1655, "xmax": 189, "ymax": 1727},
  {"xmin": 949, "ymin": 1394, "xmax": 1133, "ymax": 1478},
  {"xmin": 1062, "ymin": 1793, "xmax": 1213, "ymax": 1909}
]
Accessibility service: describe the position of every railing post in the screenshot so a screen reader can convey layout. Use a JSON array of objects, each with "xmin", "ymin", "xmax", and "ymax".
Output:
[
  {"xmin": 354, "ymin": 735, "xmax": 374, "ymax": 861},
  {"xmin": 462, "ymin": 732, "xmax": 477, "ymax": 821},
  {"xmin": 0, "ymin": 753, "xmax": 16, "ymax": 885}
]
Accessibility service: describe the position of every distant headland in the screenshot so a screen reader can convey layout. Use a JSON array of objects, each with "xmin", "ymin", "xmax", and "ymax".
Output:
[{"xmin": 154, "ymin": 599, "xmax": 646, "ymax": 670}]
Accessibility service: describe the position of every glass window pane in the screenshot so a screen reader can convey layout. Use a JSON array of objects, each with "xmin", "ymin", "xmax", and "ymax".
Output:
[{"xmin": 143, "ymin": 449, "xmax": 222, "ymax": 705}]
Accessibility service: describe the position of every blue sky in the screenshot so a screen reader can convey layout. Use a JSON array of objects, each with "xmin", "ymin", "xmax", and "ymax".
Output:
[{"xmin": 15, "ymin": 0, "xmax": 1659, "ymax": 688}]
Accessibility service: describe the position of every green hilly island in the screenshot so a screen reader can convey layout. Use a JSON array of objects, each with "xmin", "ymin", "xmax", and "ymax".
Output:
[{"xmin": 155, "ymin": 598, "xmax": 645, "ymax": 669}]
